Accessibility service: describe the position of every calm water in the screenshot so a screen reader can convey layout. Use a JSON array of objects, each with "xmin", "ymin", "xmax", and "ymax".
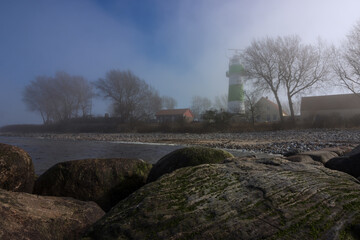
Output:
[
  {"xmin": 0, "ymin": 136, "xmax": 260, "ymax": 175},
  {"xmin": 0, "ymin": 136, "xmax": 184, "ymax": 175}
]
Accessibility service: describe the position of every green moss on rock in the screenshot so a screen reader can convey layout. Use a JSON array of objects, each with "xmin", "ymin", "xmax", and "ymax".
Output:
[
  {"xmin": 147, "ymin": 147, "xmax": 233, "ymax": 182},
  {"xmin": 82, "ymin": 157, "xmax": 360, "ymax": 240}
]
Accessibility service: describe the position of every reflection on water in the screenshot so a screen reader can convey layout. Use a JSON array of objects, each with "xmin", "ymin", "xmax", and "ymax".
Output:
[{"xmin": 0, "ymin": 136, "xmax": 183, "ymax": 175}]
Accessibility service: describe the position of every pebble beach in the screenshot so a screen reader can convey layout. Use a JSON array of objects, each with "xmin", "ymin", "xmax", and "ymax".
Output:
[{"xmin": 2, "ymin": 128, "xmax": 360, "ymax": 155}]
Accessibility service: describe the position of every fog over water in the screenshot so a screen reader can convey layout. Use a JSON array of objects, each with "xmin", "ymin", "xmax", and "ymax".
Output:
[{"xmin": 1, "ymin": 0, "xmax": 360, "ymax": 126}]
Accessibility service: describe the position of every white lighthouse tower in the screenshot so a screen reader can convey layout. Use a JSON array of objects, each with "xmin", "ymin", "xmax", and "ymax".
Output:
[{"xmin": 226, "ymin": 53, "xmax": 245, "ymax": 114}]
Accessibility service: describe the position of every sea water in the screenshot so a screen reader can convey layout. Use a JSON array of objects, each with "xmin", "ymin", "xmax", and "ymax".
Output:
[{"xmin": 0, "ymin": 136, "xmax": 183, "ymax": 175}]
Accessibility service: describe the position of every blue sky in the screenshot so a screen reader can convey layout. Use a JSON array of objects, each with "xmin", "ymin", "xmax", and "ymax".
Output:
[{"xmin": 1, "ymin": 0, "xmax": 360, "ymax": 126}]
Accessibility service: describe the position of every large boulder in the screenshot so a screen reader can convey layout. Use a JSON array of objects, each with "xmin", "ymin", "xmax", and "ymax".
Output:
[
  {"xmin": 83, "ymin": 157, "xmax": 360, "ymax": 240},
  {"xmin": 0, "ymin": 188, "xmax": 104, "ymax": 240},
  {"xmin": 0, "ymin": 143, "xmax": 35, "ymax": 193},
  {"xmin": 325, "ymin": 144, "xmax": 360, "ymax": 178},
  {"xmin": 147, "ymin": 147, "xmax": 233, "ymax": 182},
  {"xmin": 34, "ymin": 158, "xmax": 152, "ymax": 211}
]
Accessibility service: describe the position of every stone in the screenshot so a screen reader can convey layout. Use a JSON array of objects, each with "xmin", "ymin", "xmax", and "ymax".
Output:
[
  {"xmin": 34, "ymin": 158, "xmax": 152, "ymax": 211},
  {"xmin": 0, "ymin": 143, "xmax": 35, "ymax": 193},
  {"xmin": 283, "ymin": 149, "xmax": 300, "ymax": 157},
  {"xmin": 320, "ymin": 146, "xmax": 353, "ymax": 156},
  {"xmin": 299, "ymin": 150, "xmax": 338, "ymax": 164},
  {"xmin": 0, "ymin": 188, "xmax": 104, "ymax": 240},
  {"xmin": 285, "ymin": 154, "xmax": 322, "ymax": 165},
  {"xmin": 83, "ymin": 157, "xmax": 360, "ymax": 240},
  {"xmin": 325, "ymin": 144, "xmax": 360, "ymax": 178},
  {"xmin": 346, "ymin": 144, "xmax": 360, "ymax": 156},
  {"xmin": 147, "ymin": 147, "xmax": 233, "ymax": 183}
]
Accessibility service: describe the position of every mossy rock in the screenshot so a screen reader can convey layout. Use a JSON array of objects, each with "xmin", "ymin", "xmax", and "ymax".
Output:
[
  {"xmin": 147, "ymin": 147, "xmax": 233, "ymax": 183},
  {"xmin": 34, "ymin": 158, "xmax": 152, "ymax": 211},
  {"xmin": 83, "ymin": 157, "xmax": 360, "ymax": 239},
  {"xmin": 0, "ymin": 143, "xmax": 35, "ymax": 193}
]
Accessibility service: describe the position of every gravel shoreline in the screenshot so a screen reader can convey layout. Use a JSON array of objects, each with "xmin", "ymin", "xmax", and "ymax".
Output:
[{"xmin": 2, "ymin": 129, "xmax": 359, "ymax": 155}]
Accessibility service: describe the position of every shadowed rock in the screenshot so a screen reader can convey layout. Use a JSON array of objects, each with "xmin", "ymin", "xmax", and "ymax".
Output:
[
  {"xmin": 0, "ymin": 143, "xmax": 35, "ymax": 193},
  {"xmin": 283, "ymin": 149, "xmax": 300, "ymax": 157},
  {"xmin": 0, "ymin": 188, "xmax": 104, "ymax": 240},
  {"xmin": 347, "ymin": 144, "xmax": 360, "ymax": 156},
  {"xmin": 83, "ymin": 157, "xmax": 360, "ymax": 240},
  {"xmin": 325, "ymin": 144, "xmax": 360, "ymax": 178},
  {"xmin": 147, "ymin": 147, "xmax": 233, "ymax": 183},
  {"xmin": 34, "ymin": 158, "xmax": 152, "ymax": 211}
]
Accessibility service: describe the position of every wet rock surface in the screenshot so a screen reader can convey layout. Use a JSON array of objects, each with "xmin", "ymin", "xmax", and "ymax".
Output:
[
  {"xmin": 0, "ymin": 188, "xmax": 104, "ymax": 240},
  {"xmin": 0, "ymin": 143, "xmax": 35, "ymax": 193},
  {"xmin": 34, "ymin": 158, "xmax": 152, "ymax": 211},
  {"xmin": 147, "ymin": 147, "xmax": 233, "ymax": 183},
  {"xmin": 83, "ymin": 156, "xmax": 360, "ymax": 240}
]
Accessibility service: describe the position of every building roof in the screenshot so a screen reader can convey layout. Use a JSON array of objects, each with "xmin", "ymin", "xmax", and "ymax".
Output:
[
  {"xmin": 301, "ymin": 93, "xmax": 360, "ymax": 112},
  {"xmin": 256, "ymin": 97, "xmax": 288, "ymax": 116},
  {"xmin": 155, "ymin": 108, "xmax": 192, "ymax": 116}
]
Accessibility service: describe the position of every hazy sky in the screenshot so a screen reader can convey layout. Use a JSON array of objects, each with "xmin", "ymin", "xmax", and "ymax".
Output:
[{"xmin": 1, "ymin": 0, "xmax": 359, "ymax": 126}]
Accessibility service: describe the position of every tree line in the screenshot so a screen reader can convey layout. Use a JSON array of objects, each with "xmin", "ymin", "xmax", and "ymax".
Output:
[
  {"xmin": 23, "ymin": 20, "xmax": 360, "ymax": 125},
  {"xmin": 186, "ymin": 20, "xmax": 360, "ymax": 124},
  {"xmin": 241, "ymin": 21, "xmax": 360, "ymax": 123},
  {"xmin": 23, "ymin": 70, "xmax": 177, "ymax": 124},
  {"xmin": 23, "ymin": 72, "xmax": 93, "ymax": 123}
]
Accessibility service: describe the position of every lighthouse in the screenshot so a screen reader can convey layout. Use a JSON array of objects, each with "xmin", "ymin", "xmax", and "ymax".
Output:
[{"xmin": 226, "ymin": 53, "xmax": 245, "ymax": 114}]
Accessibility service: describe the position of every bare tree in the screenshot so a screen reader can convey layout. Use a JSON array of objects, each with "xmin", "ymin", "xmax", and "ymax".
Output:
[
  {"xmin": 23, "ymin": 76, "xmax": 53, "ymax": 123},
  {"xmin": 277, "ymin": 36, "xmax": 330, "ymax": 121},
  {"xmin": 161, "ymin": 96, "xmax": 177, "ymax": 109},
  {"xmin": 23, "ymin": 72, "xmax": 93, "ymax": 123},
  {"xmin": 244, "ymin": 90, "xmax": 260, "ymax": 125},
  {"xmin": 76, "ymin": 76, "xmax": 94, "ymax": 117},
  {"xmin": 191, "ymin": 96, "xmax": 212, "ymax": 120},
  {"xmin": 213, "ymin": 94, "xmax": 228, "ymax": 111},
  {"xmin": 242, "ymin": 37, "xmax": 285, "ymax": 122},
  {"xmin": 332, "ymin": 21, "xmax": 360, "ymax": 94},
  {"xmin": 140, "ymin": 87, "xmax": 162, "ymax": 120},
  {"xmin": 242, "ymin": 36, "xmax": 330, "ymax": 122},
  {"xmin": 94, "ymin": 70, "xmax": 161, "ymax": 122}
]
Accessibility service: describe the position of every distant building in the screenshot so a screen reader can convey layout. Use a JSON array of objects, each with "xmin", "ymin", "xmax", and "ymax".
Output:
[
  {"xmin": 254, "ymin": 97, "xmax": 287, "ymax": 122},
  {"xmin": 155, "ymin": 109, "xmax": 194, "ymax": 123},
  {"xmin": 301, "ymin": 93, "xmax": 360, "ymax": 120}
]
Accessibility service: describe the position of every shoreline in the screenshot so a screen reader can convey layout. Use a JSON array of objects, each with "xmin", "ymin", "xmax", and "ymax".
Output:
[{"xmin": 1, "ymin": 128, "xmax": 359, "ymax": 155}]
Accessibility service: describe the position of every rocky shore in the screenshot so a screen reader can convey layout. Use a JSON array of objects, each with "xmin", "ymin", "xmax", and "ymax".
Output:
[
  {"xmin": 2, "ymin": 139, "xmax": 360, "ymax": 239},
  {"xmin": 2, "ymin": 128, "xmax": 359, "ymax": 154}
]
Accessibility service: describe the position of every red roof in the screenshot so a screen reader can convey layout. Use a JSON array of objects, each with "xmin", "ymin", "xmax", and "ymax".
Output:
[
  {"xmin": 256, "ymin": 97, "xmax": 288, "ymax": 116},
  {"xmin": 155, "ymin": 108, "xmax": 193, "ymax": 116}
]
